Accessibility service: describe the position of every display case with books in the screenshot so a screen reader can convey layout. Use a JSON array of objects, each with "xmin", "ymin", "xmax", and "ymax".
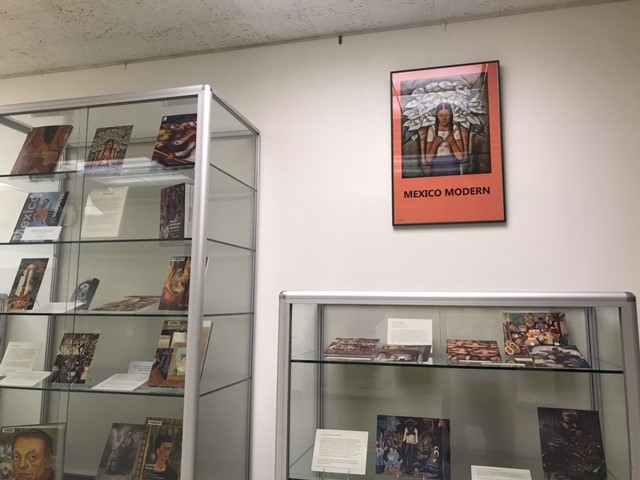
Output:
[
  {"xmin": 0, "ymin": 85, "xmax": 258, "ymax": 479},
  {"xmin": 276, "ymin": 292, "xmax": 640, "ymax": 480}
]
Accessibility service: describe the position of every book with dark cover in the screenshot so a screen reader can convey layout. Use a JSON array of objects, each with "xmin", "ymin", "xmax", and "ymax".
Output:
[
  {"xmin": 0, "ymin": 423, "xmax": 65, "ymax": 480},
  {"xmin": 159, "ymin": 257, "xmax": 191, "ymax": 311},
  {"xmin": 323, "ymin": 337, "xmax": 379, "ymax": 359},
  {"xmin": 148, "ymin": 320, "xmax": 212, "ymax": 388},
  {"xmin": 92, "ymin": 296, "xmax": 160, "ymax": 312},
  {"xmin": 538, "ymin": 407, "xmax": 606, "ymax": 480},
  {"xmin": 10, "ymin": 125, "xmax": 73, "ymax": 174},
  {"xmin": 374, "ymin": 344, "xmax": 431, "ymax": 363},
  {"xmin": 85, "ymin": 125, "xmax": 134, "ymax": 172},
  {"xmin": 134, "ymin": 417, "xmax": 183, "ymax": 480},
  {"xmin": 69, "ymin": 277, "xmax": 100, "ymax": 310},
  {"xmin": 529, "ymin": 344, "xmax": 591, "ymax": 369},
  {"xmin": 159, "ymin": 183, "xmax": 193, "ymax": 239},
  {"xmin": 6, "ymin": 258, "xmax": 49, "ymax": 311},
  {"xmin": 376, "ymin": 415, "xmax": 449, "ymax": 478},
  {"xmin": 10, "ymin": 191, "xmax": 69, "ymax": 243},
  {"xmin": 446, "ymin": 339, "xmax": 502, "ymax": 364},
  {"xmin": 502, "ymin": 311, "xmax": 569, "ymax": 356},
  {"xmin": 50, "ymin": 333, "xmax": 100, "ymax": 384},
  {"xmin": 96, "ymin": 423, "xmax": 145, "ymax": 480},
  {"xmin": 151, "ymin": 114, "xmax": 197, "ymax": 168}
]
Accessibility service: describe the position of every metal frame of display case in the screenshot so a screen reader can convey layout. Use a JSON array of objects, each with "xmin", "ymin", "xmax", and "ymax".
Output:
[
  {"xmin": 276, "ymin": 291, "xmax": 640, "ymax": 480},
  {"xmin": 0, "ymin": 85, "xmax": 259, "ymax": 479}
]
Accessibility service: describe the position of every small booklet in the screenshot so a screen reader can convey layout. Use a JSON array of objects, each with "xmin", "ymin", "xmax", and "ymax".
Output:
[
  {"xmin": 151, "ymin": 113, "xmax": 197, "ymax": 168},
  {"xmin": 50, "ymin": 333, "xmax": 100, "ymax": 384},
  {"xmin": 374, "ymin": 344, "xmax": 430, "ymax": 363},
  {"xmin": 134, "ymin": 417, "xmax": 183, "ymax": 480},
  {"xmin": 323, "ymin": 337, "xmax": 379, "ymax": 360},
  {"xmin": 85, "ymin": 125, "xmax": 134, "ymax": 173},
  {"xmin": 10, "ymin": 191, "xmax": 68, "ymax": 243},
  {"xmin": 96, "ymin": 423, "xmax": 145, "ymax": 480},
  {"xmin": 5, "ymin": 258, "xmax": 49, "ymax": 311},
  {"xmin": 446, "ymin": 339, "xmax": 503, "ymax": 364},
  {"xmin": 10, "ymin": 125, "xmax": 73, "ymax": 174}
]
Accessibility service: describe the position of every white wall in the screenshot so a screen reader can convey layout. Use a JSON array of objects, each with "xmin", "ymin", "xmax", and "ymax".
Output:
[{"xmin": 0, "ymin": 1, "xmax": 639, "ymax": 479}]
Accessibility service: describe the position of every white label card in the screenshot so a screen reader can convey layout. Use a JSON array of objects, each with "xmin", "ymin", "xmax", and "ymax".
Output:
[
  {"xmin": 0, "ymin": 370, "xmax": 50, "ymax": 387},
  {"xmin": 387, "ymin": 318, "xmax": 432, "ymax": 345},
  {"xmin": 21, "ymin": 226, "xmax": 62, "ymax": 242},
  {"xmin": 0, "ymin": 341, "xmax": 42, "ymax": 375},
  {"xmin": 81, "ymin": 187, "xmax": 128, "ymax": 238},
  {"xmin": 311, "ymin": 429, "xmax": 368, "ymax": 475},
  {"xmin": 471, "ymin": 465, "xmax": 532, "ymax": 480},
  {"xmin": 128, "ymin": 361, "xmax": 153, "ymax": 375},
  {"xmin": 92, "ymin": 373, "xmax": 149, "ymax": 392}
]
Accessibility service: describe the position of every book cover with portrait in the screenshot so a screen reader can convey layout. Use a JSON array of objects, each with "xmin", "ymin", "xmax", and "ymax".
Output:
[
  {"xmin": 85, "ymin": 125, "xmax": 134, "ymax": 173},
  {"xmin": 50, "ymin": 333, "xmax": 100, "ymax": 384},
  {"xmin": 0, "ymin": 423, "xmax": 65, "ymax": 480},
  {"xmin": 69, "ymin": 277, "xmax": 100, "ymax": 310},
  {"xmin": 158, "ymin": 257, "xmax": 191, "ymax": 311},
  {"xmin": 96, "ymin": 423, "xmax": 145, "ymax": 480},
  {"xmin": 134, "ymin": 417, "xmax": 183, "ymax": 480},
  {"xmin": 10, "ymin": 191, "xmax": 69, "ymax": 243},
  {"xmin": 151, "ymin": 114, "xmax": 197, "ymax": 168},
  {"xmin": 6, "ymin": 258, "xmax": 49, "ymax": 311},
  {"xmin": 10, "ymin": 125, "xmax": 73, "ymax": 175}
]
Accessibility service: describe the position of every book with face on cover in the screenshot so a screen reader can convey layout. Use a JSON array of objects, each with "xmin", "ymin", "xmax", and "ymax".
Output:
[
  {"xmin": 6, "ymin": 258, "xmax": 49, "ymax": 311},
  {"xmin": 151, "ymin": 113, "xmax": 197, "ymax": 168},
  {"xmin": 446, "ymin": 339, "xmax": 502, "ymax": 364},
  {"xmin": 502, "ymin": 311, "xmax": 569, "ymax": 356},
  {"xmin": 50, "ymin": 333, "xmax": 100, "ymax": 384},
  {"xmin": 134, "ymin": 417, "xmax": 183, "ymax": 480},
  {"xmin": 0, "ymin": 423, "xmax": 65, "ymax": 480},
  {"xmin": 10, "ymin": 125, "xmax": 73, "ymax": 175},
  {"xmin": 10, "ymin": 191, "xmax": 69, "ymax": 243},
  {"xmin": 96, "ymin": 423, "xmax": 145, "ymax": 480},
  {"xmin": 85, "ymin": 125, "xmax": 134, "ymax": 173},
  {"xmin": 69, "ymin": 278, "xmax": 100, "ymax": 310}
]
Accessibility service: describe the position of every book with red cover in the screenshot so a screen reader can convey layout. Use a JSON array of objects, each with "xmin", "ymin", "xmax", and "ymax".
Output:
[{"xmin": 10, "ymin": 125, "xmax": 73, "ymax": 174}]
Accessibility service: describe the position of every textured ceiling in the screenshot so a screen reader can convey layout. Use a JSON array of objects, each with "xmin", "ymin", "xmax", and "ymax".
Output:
[{"xmin": 0, "ymin": 0, "xmax": 620, "ymax": 79}]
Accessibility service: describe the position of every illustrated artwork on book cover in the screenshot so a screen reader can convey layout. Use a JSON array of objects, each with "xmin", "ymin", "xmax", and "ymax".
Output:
[
  {"xmin": 151, "ymin": 114, "xmax": 197, "ymax": 168},
  {"xmin": 10, "ymin": 192, "xmax": 69, "ymax": 243},
  {"xmin": 135, "ymin": 417, "xmax": 183, "ymax": 480},
  {"xmin": 323, "ymin": 337, "xmax": 380, "ymax": 360},
  {"xmin": 446, "ymin": 339, "xmax": 502, "ymax": 364},
  {"xmin": 376, "ymin": 415, "xmax": 449, "ymax": 479},
  {"xmin": 92, "ymin": 296, "xmax": 160, "ymax": 313},
  {"xmin": 538, "ymin": 407, "xmax": 606, "ymax": 480},
  {"xmin": 374, "ymin": 344, "xmax": 431, "ymax": 363},
  {"xmin": 70, "ymin": 278, "xmax": 100, "ymax": 310},
  {"xmin": 528, "ymin": 344, "xmax": 591, "ymax": 369},
  {"xmin": 0, "ymin": 423, "xmax": 65, "ymax": 480},
  {"xmin": 502, "ymin": 312, "xmax": 569, "ymax": 356},
  {"xmin": 6, "ymin": 258, "xmax": 49, "ymax": 311},
  {"xmin": 159, "ymin": 183, "xmax": 192, "ymax": 239},
  {"xmin": 10, "ymin": 125, "xmax": 73, "ymax": 175},
  {"xmin": 159, "ymin": 257, "xmax": 191, "ymax": 311},
  {"xmin": 50, "ymin": 333, "xmax": 100, "ymax": 384},
  {"xmin": 85, "ymin": 125, "xmax": 134, "ymax": 173},
  {"xmin": 96, "ymin": 423, "xmax": 145, "ymax": 480}
]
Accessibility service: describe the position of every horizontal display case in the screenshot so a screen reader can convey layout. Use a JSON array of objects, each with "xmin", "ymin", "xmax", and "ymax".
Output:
[{"xmin": 276, "ymin": 291, "xmax": 640, "ymax": 480}]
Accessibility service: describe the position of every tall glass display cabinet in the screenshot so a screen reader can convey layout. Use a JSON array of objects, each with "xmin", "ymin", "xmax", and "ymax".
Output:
[
  {"xmin": 276, "ymin": 291, "xmax": 640, "ymax": 480},
  {"xmin": 0, "ymin": 85, "xmax": 258, "ymax": 479}
]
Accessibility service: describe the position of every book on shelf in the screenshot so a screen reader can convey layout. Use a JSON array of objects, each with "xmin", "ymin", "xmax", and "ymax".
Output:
[
  {"xmin": 85, "ymin": 125, "xmax": 134, "ymax": 173},
  {"xmin": 92, "ymin": 296, "xmax": 161, "ymax": 313},
  {"xmin": 50, "ymin": 333, "xmax": 100, "ymax": 384},
  {"xmin": 0, "ymin": 423, "xmax": 66, "ymax": 480},
  {"xmin": 374, "ymin": 344, "xmax": 431, "ymax": 363},
  {"xmin": 134, "ymin": 417, "xmax": 183, "ymax": 480},
  {"xmin": 376, "ymin": 415, "xmax": 449, "ymax": 478},
  {"xmin": 538, "ymin": 407, "xmax": 606, "ymax": 480},
  {"xmin": 10, "ymin": 124, "xmax": 73, "ymax": 175},
  {"xmin": 502, "ymin": 311, "xmax": 569, "ymax": 356},
  {"xmin": 96, "ymin": 423, "xmax": 145, "ymax": 480},
  {"xmin": 10, "ymin": 191, "xmax": 69, "ymax": 243},
  {"xmin": 69, "ymin": 277, "xmax": 100, "ymax": 310},
  {"xmin": 159, "ymin": 183, "xmax": 193, "ymax": 239},
  {"xmin": 323, "ymin": 337, "xmax": 380, "ymax": 360},
  {"xmin": 528, "ymin": 344, "xmax": 591, "ymax": 369},
  {"xmin": 148, "ymin": 319, "xmax": 212, "ymax": 388},
  {"xmin": 446, "ymin": 339, "xmax": 503, "ymax": 364},
  {"xmin": 159, "ymin": 256, "xmax": 191, "ymax": 311},
  {"xmin": 6, "ymin": 258, "xmax": 49, "ymax": 311},
  {"xmin": 151, "ymin": 113, "xmax": 197, "ymax": 168}
]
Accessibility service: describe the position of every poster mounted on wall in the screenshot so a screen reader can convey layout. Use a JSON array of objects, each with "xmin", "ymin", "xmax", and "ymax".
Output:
[{"xmin": 391, "ymin": 61, "xmax": 504, "ymax": 226}]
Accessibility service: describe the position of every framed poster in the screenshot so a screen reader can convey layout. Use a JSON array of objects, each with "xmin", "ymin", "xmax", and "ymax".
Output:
[{"xmin": 391, "ymin": 61, "xmax": 504, "ymax": 225}]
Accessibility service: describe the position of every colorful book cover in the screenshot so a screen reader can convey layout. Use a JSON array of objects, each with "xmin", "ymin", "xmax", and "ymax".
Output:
[
  {"xmin": 376, "ymin": 415, "xmax": 449, "ymax": 478},
  {"xmin": 374, "ymin": 344, "xmax": 430, "ymax": 363},
  {"xmin": 0, "ymin": 423, "xmax": 65, "ymax": 480},
  {"xmin": 10, "ymin": 191, "xmax": 69, "ymax": 243},
  {"xmin": 503, "ymin": 311, "xmax": 569, "ymax": 356},
  {"xmin": 6, "ymin": 258, "xmax": 49, "ymax": 311},
  {"xmin": 85, "ymin": 125, "xmax": 134, "ymax": 172},
  {"xmin": 92, "ymin": 296, "xmax": 160, "ymax": 312},
  {"xmin": 50, "ymin": 333, "xmax": 100, "ymax": 384},
  {"xmin": 151, "ymin": 114, "xmax": 197, "ymax": 168},
  {"xmin": 159, "ymin": 257, "xmax": 191, "ymax": 311},
  {"xmin": 96, "ymin": 423, "xmax": 145, "ymax": 480},
  {"xmin": 446, "ymin": 339, "xmax": 502, "ymax": 364},
  {"xmin": 134, "ymin": 417, "xmax": 183, "ymax": 480},
  {"xmin": 528, "ymin": 344, "xmax": 591, "ymax": 369},
  {"xmin": 10, "ymin": 125, "xmax": 73, "ymax": 175},
  {"xmin": 538, "ymin": 407, "xmax": 606, "ymax": 479},
  {"xmin": 323, "ymin": 337, "xmax": 380, "ymax": 359},
  {"xmin": 69, "ymin": 277, "xmax": 100, "ymax": 310},
  {"xmin": 159, "ymin": 183, "xmax": 192, "ymax": 239}
]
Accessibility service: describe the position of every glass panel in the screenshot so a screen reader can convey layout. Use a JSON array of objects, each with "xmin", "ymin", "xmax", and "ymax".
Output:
[{"xmin": 203, "ymin": 240, "xmax": 253, "ymax": 315}]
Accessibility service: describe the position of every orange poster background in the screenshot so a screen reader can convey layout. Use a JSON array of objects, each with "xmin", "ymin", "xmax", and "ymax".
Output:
[{"xmin": 391, "ymin": 62, "xmax": 504, "ymax": 225}]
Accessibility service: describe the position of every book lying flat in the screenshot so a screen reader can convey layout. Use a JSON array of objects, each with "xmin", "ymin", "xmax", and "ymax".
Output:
[
  {"xmin": 10, "ymin": 125, "xmax": 73, "ymax": 174},
  {"xmin": 446, "ymin": 339, "xmax": 502, "ymax": 364},
  {"xmin": 323, "ymin": 337, "xmax": 379, "ymax": 359},
  {"xmin": 374, "ymin": 344, "xmax": 431, "ymax": 363},
  {"xmin": 528, "ymin": 344, "xmax": 591, "ymax": 369},
  {"xmin": 92, "ymin": 296, "xmax": 160, "ymax": 313}
]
